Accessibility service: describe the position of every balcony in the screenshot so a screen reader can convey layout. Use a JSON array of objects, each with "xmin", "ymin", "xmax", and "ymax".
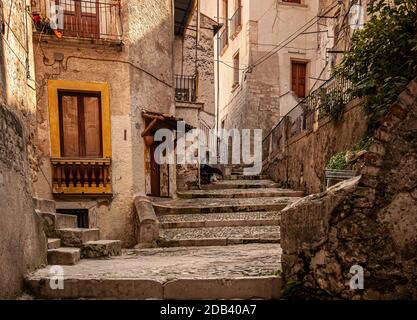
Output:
[
  {"xmin": 31, "ymin": 0, "xmax": 122, "ymax": 42},
  {"xmin": 175, "ymin": 75, "xmax": 197, "ymax": 103},
  {"xmin": 51, "ymin": 158, "xmax": 112, "ymax": 195},
  {"xmin": 230, "ymin": 6, "xmax": 242, "ymax": 38}
]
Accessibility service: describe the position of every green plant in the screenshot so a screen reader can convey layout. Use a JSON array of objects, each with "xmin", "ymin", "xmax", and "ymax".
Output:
[
  {"xmin": 334, "ymin": 0, "xmax": 417, "ymax": 130},
  {"xmin": 326, "ymin": 151, "xmax": 348, "ymax": 170},
  {"xmin": 319, "ymin": 85, "xmax": 347, "ymax": 123}
]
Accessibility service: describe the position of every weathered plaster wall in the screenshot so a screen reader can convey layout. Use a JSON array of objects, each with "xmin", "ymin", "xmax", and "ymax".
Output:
[
  {"xmin": 281, "ymin": 80, "xmax": 417, "ymax": 299},
  {"xmin": 0, "ymin": 0, "xmax": 47, "ymax": 298},
  {"xmin": 174, "ymin": 12, "xmax": 217, "ymax": 128},
  {"xmin": 264, "ymin": 99, "xmax": 368, "ymax": 194},
  {"xmin": 33, "ymin": 0, "xmax": 175, "ymax": 247}
]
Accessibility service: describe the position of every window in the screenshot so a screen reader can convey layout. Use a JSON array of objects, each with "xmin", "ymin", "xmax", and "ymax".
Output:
[
  {"xmin": 59, "ymin": 91, "xmax": 102, "ymax": 157},
  {"xmin": 233, "ymin": 52, "xmax": 240, "ymax": 87},
  {"xmin": 60, "ymin": 0, "xmax": 100, "ymax": 38},
  {"xmin": 282, "ymin": 0, "xmax": 302, "ymax": 3},
  {"xmin": 291, "ymin": 61, "xmax": 307, "ymax": 98},
  {"xmin": 48, "ymin": 80, "xmax": 112, "ymax": 195},
  {"xmin": 223, "ymin": 0, "xmax": 229, "ymax": 27}
]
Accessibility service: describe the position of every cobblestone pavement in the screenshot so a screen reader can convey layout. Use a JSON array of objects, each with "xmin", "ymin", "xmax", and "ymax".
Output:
[{"xmin": 29, "ymin": 244, "xmax": 282, "ymax": 281}]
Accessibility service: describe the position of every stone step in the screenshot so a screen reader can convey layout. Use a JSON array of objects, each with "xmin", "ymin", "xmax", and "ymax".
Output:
[
  {"xmin": 55, "ymin": 213, "xmax": 78, "ymax": 229},
  {"xmin": 202, "ymin": 179, "xmax": 281, "ymax": 190},
  {"xmin": 47, "ymin": 248, "xmax": 81, "ymax": 265},
  {"xmin": 223, "ymin": 175, "xmax": 269, "ymax": 180},
  {"xmin": 26, "ymin": 244, "xmax": 282, "ymax": 299},
  {"xmin": 158, "ymin": 225, "xmax": 280, "ymax": 247},
  {"xmin": 56, "ymin": 228, "xmax": 100, "ymax": 247},
  {"xmin": 26, "ymin": 276, "xmax": 281, "ymax": 299},
  {"xmin": 159, "ymin": 211, "xmax": 281, "ymax": 224},
  {"xmin": 161, "ymin": 218, "xmax": 280, "ymax": 229},
  {"xmin": 47, "ymin": 238, "xmax": 61, "ymax": 249},
  {"xmin": 81, "ymin": 240, "xmax": 122, "ymax": 258},
  {"xmin": 177, "ymin": 188, "xmax": 303, "ymax": 199},
  {"xmin": 153, "ymin": 197, "xmax": 296, "ymax": 215}
]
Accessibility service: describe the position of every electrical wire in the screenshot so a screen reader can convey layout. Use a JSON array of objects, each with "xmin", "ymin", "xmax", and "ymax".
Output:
[{"xmin": 247, "ymin": 0, "xmax": 341, "ymax": 72}]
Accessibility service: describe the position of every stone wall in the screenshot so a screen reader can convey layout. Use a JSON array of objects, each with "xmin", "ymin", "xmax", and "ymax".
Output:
[
  {"xmin": 0, "ymin": 0, "xmax": 47, "ymax": 298},
  {"xmin": 263, "ymin": 98, "xmax": 368, "ymax": 194},
  {"xmin": 281, "ymin": 80, "xmax": 417, "ymax": 299}
]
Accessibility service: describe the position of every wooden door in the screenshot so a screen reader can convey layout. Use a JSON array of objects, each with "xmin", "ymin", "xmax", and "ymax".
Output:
[
  {"xmin": 59, "ymin": 91, "xmax": 102, "ymax": 157},
  {"xmin": 291, "ymin": 62, "xmax": 307, "ymax": 98},
  {"xmin": 58, "ymin": 0, "xmax": 99, "ymax": 38},
  {"xmin": 149, "ymin": 143, "xmax": 161, "ymax": 197}
]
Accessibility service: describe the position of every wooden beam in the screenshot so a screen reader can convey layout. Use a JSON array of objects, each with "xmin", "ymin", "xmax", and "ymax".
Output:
[{"xmin": 141, "ymin": 118, "xmax": 158, "ymax": 137}]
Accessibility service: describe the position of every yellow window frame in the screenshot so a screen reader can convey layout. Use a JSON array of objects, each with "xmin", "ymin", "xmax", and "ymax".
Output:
[{"xmin": 47, "ymin": 80, "xmax": 112, "ymax": 158}]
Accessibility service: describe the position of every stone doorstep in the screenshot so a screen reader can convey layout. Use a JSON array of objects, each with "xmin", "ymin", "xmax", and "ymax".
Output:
[
  {"xmin": 47, "ymin": 238, "xmax": 61, "ymax": 250},
  {"xmin": 56, "ymin": 228, "xmax": 100, "ymax": 247},
  {"xmin": 157, "ymin": 238, "xmax": 280, "ymax": 248},
  {"xmin": 25, "ymin": 276, "xmax": 281, "ymax": 300},
  {"xmin": 81, "ymin": 240, "xmax": 122, "ymax": 259},
  {"xmin": 161, "ymin": 218, "xmax": 280, "ymax": 229},
  {"xmin": 55, "ymin": 213, "xmax": 78, "ymax": 229},
  {"xmin": 47, "ymin": 248, "xmax": 81, "ymax": 265}
]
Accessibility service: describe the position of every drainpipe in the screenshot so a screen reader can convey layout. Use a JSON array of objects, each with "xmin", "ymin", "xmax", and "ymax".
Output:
[{"xmin": 216, "ymin": 0, "xmax": 220, "ymax": 156}]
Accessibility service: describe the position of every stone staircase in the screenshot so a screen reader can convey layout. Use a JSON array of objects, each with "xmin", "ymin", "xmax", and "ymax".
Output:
[
  {"xmin": 153, "ymin": 168, "xmax": 303, "ymax": 248},
  {"xmin": 34, "ymin": 198, "xmax": 122, "ymax": 265}
]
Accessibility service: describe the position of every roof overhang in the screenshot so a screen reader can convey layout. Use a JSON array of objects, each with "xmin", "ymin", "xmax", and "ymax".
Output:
[
  {"xmin": 141, "ymin": 110, "xmax": 194, "ymax": 137},
  {"xmin": 174, "ymin": 0, "xmax": 197, "ymax": 36}
]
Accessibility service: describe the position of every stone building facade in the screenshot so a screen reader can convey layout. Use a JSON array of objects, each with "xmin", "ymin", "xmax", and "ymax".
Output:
[
  {"xmin": 0, "ymin": 0, "xmax": 47, "ymax": 298},
  {"xmin": 31, "ymin": 0, "xmax": 195, "ymax": 247},
  {"xmin": 204, "ymin": 0, "xmax": 320, "ymax": 137}
]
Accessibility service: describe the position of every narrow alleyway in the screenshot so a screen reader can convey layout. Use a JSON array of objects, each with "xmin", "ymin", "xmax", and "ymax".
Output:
[{"xmin": 26, "ymin": 169, "xmax": 302, "ymax": 299}]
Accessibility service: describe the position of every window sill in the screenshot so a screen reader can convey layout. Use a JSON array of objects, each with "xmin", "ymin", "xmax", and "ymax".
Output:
[
  {"xmin": 230, "ymin": 25, "xmax": 242, "ymax": 40},
  {"xmin": 220, "ymin": 43, "xmax": 229, "ymax": 56}
]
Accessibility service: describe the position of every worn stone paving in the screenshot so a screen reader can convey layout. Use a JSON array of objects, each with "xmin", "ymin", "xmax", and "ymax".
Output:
[
  {"xmin": 27, "ymin": 244, "xmax": 282, "ymax": 281},
  {"xmin": 158, "ymin": 211, "xmax": 281, "ymax": 223}
]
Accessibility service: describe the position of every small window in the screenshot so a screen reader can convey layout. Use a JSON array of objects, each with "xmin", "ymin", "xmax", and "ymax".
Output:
[
  {"xmin": 233, "ymin": 52, "xmax": 240, "ymax": 87},
  {"xmin": 58, "ymin": 91, "xmax": 103, "ymax": 158}
]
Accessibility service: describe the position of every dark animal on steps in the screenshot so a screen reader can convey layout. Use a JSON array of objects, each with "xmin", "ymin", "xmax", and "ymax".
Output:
[{"xmin": 200, "ymin": 164, "xmax": 223, "ymax": 185}]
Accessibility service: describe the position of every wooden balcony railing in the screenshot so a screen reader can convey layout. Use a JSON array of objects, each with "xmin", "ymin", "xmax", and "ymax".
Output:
[{"xmin": 51, "ymin": 158, "xmax": 112, "ymax": 195}]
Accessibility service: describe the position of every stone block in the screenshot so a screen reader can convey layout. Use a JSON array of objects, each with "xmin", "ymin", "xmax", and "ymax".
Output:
[
  {"xmin": 82, "ymin": 240, "xmax": 122, "ymax": 258},
  {"xmin": 47, "ymin": 248, "xmax": 80, "ymax": 265},
  {"xmin": 57, "ymin": 228, "xmax": 99, "ymax": 247},
  {"xmin": 163, "ymin": 277, "xmax": 281, "ymax": 300},
  {"xmin": 47, "ymin": 238, "xmax": 61, "ymax": 249},
  {"xmin": 55, "ymin": 213, "xmax": 78, "ymax": 229}
]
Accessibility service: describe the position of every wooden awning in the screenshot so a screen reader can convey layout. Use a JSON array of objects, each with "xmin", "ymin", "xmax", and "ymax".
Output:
[{"xmin": 141, "ymin": 110, "xmax": 194, "ymax": 137}]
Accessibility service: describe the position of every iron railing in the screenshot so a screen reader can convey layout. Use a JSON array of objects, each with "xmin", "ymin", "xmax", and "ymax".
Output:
[
  {"xmin": 32, "ymin": 0, "xmax": 123, "ymax": 40},
  {"xmin": 230, "ymin": 6, "xmax": 242, "ymax": 37},
  {"xmin": 175, "ymin": 75, "xmax": 197, "ymax": 102},
  {"xmin": 219, "ymin": 26, "xmax": 228, "ymax": 52},
  {"xmin": 262, "ymin": 77, "xmax": 353, "ymax": 162}
]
